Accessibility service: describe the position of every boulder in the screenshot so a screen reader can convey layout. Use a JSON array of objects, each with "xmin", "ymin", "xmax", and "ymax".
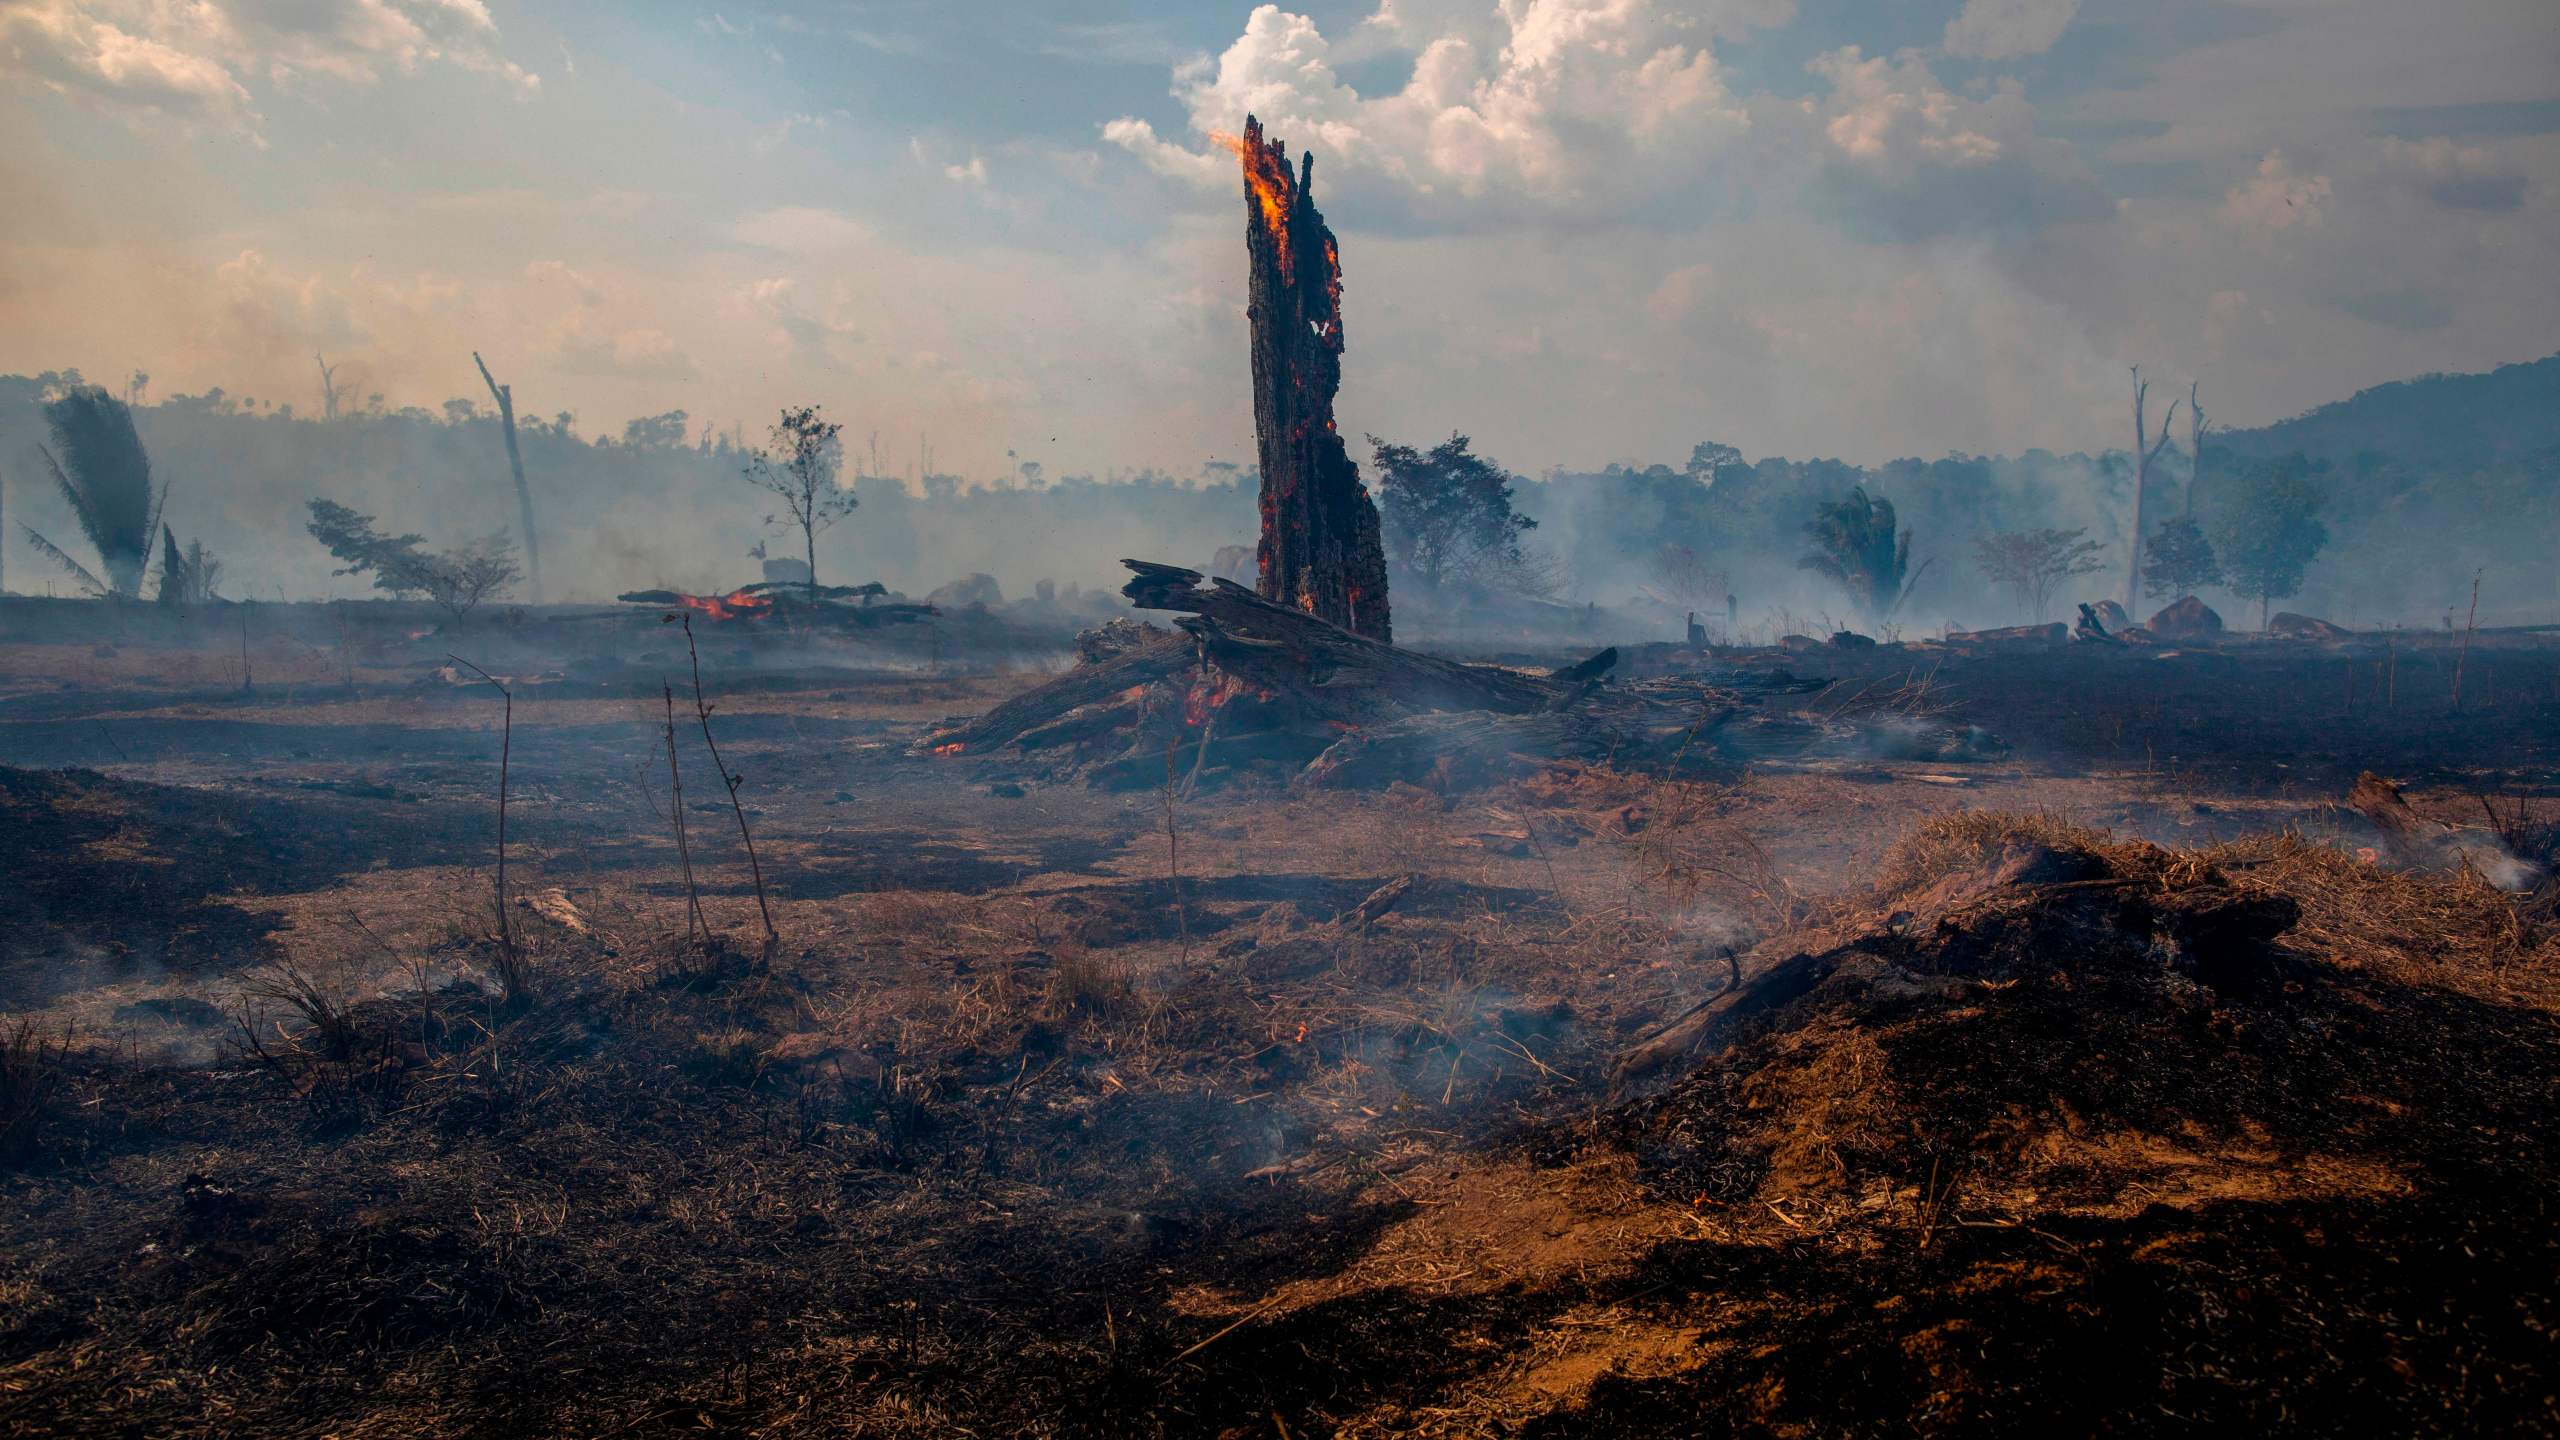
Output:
[
  {"xmin": 2088, "ymin": 599, "xmax": 2131, "ymax": 631},
  {"xmin": 2269, "ymin": 611, "xmax": 2352, "ymax": 642},
  {"xmin": 1829, "ymin": 630, "xmax": 1878, "ymax": 650},
  {"xmin": 2146, "ymin": 595, "xmax": 2224, "ymax": 639}
]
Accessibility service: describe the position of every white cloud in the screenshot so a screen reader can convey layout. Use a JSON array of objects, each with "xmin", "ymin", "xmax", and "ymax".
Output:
[
  {"xmin": 0, "ymin": 0, "xmax": 534, "ymax": 136},
  {"xmin": 2223, "ymin": 149, "xmax": 2332, "ymax": 241},
  {"xmin": 1801, "ymin": 47, "xmax": 2106, "ymax": 240},
  {"xmin": 1105, "ymin": 1, "xmax": 1765, "ymax": 222},
  {"xmin": 549, "ymin": 322, "xmax": 698, "ymax": 381},
  {"xmin": 1940, "ymin": 0, "xmax": 2079, "ymax": 62}
]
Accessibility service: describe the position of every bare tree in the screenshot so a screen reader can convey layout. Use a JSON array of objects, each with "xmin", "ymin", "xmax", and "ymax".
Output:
[
  {"xmin": 1974, "ymin": 528, "xmax": 2106, "ymax": 621},
  {"xmin": 2185, "ymin": 380, "xmax": 2208, "ymax": 516},
  {"xmin": 316, "ymin": 353, "xmax": 340, "ymax": 423},
  {"xmin": 473, "ymin": 352, "xmax": 543, "ymax": 606},
  {"xmin": 2122, "ymin": 366, "xmax": 2182, "ymax": 612},
  {"xmin": 742, "ymin": 404, "xmax": 855, "ymax": 601},
  {"xmin": 1645, "ymin": 543, "xmax": 1731, "ymax": 626},
  {"xmin": 421, "ymin": 535, "xmax": 523, "ymax": 623}
]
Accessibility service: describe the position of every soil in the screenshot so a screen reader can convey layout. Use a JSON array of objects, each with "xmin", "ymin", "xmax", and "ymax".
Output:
[{"xmin": 2, "ymin": 605, "xmax": 2555, "ymax": 1436}]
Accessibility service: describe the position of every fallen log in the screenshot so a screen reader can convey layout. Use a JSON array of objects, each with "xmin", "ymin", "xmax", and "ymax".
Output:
[
  {"xmin": 1122, "ymin": 560, "xmax": 1578, "ymax": 721},
  {"xmin": 918, "ymin": 559, "xmax": 2003, "ymax": 792}
]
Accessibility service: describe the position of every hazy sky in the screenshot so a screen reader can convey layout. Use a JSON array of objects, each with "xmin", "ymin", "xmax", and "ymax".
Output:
[{"xmin": 2, "ymin": 0, "xmax": 2554, "ymax": 478}]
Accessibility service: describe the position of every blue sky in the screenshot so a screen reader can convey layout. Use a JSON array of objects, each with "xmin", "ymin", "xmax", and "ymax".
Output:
[{"xmin": 2, "ymin": 0, "xmax": 2555, "ymax": 479}]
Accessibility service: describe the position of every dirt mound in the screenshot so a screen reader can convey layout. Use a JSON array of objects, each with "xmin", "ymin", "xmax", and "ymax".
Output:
[
  {"xmin": 1614, "ymin": 814, "xmax": 2551, "ymax": 1211},
  {"xmin": 1572, "ymin": 813, "xmax": 2560, "ymax": 1431}
]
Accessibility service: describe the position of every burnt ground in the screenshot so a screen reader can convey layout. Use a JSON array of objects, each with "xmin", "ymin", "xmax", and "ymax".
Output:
[{"xmin": 3, "ymin": 608, "xmax": 2558, "ymax": 1437}]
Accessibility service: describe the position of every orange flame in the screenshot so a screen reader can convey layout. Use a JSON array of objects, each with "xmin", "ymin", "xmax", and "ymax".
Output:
[
  {"xmin": 1181, "ymin": 671, "xmax": 1252, "ymax": 727},
  {"xmin": 932, "ymin": 741, "xmax": 965, "ymax": 756},
  {"xmin": 1212, "ymin": 127, "xmax": 1295, "ymax": 280},
  {"xmin": 676, "ymin": 588, "xmax": 775, "ymax": 622}
]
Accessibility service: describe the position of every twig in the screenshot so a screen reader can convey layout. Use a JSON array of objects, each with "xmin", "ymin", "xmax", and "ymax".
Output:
[
  {"xmin": 1171, "ymin": 1295, "xmax": 1287, "ymax": 1364},
  {"xmin": 671, "ymin": 614, "xmax": 778, "ymax": 962},
  {"xmin": 2452, "ymin": 569, "xmax": 2481, "ymax": 712},
  {"xmin": 1162, "ymin": 736, "xmax": 1190, "ymax": 962},
  {"xmin": 448, "ymin": 654, "xmax": 526, "ymax": 1004},
  {"xmin": 663, "ymin": 682, "xmax": 708, "ymax": 943}
]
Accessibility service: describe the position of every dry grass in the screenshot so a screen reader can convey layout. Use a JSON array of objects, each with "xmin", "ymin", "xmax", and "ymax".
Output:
[
  {"xmin": 2, "ymin": 1016, "xmax": 72, "ymax": 1163},
  {"xmin": 1873, "ymin": 809, "xmax": 2116, "ymax": 897}
]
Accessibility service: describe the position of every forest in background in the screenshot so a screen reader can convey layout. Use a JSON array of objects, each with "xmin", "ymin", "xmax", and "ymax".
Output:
[{"xmin": 2, "ymin": 353, "xmax": 2554, "ymax": 633}]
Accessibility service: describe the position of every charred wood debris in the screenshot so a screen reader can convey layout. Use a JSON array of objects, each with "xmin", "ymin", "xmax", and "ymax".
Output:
[
  {"xmin": 613, "ymin": 580, "xmax": 936, "ymax": 630},
  {"xmin": 916, "ymin": 561, "xmax": 2004, "ymax": 793},
  {"xmin": 919, "ymin": 121, "xmax": 2001, "ymax": 794}
]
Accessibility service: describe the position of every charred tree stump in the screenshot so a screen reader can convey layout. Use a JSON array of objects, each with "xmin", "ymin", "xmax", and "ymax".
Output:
[
  {"xmin": 1238, "ymin": 115, "xmax": 1391, "ymax": 643},
  {"xmin": 475, "ymin": 351, "xmax": 542, "ymax": 606}
]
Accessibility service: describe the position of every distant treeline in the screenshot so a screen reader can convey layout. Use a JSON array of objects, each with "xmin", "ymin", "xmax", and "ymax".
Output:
[{"xmin": 2, "ymin": 354, "xmax": 2554, "ymax": 629}]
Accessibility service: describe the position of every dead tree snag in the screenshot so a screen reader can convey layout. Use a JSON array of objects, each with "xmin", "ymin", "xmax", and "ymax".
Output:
[
  {"xmin": 474, "ymin": 351, "xmax": 543, "ymax": 606},
  {"xmin": 1237, "ymin": 115, "xmax": 1390, "ymax": 642}
]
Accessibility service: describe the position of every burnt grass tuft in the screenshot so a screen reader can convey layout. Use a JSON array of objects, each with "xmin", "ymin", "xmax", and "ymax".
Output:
[{"xmin": 4, "ymin": 642, "xmax": 2560, "ymax": 1435}]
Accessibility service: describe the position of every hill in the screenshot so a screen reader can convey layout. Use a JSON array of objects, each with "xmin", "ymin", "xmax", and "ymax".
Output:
[{"xmin": 2218, "ymin": 351, "xmax": 2560, "ymax": 470}]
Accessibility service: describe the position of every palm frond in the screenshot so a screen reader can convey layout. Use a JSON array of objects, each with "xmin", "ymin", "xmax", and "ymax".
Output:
[
  {"xmin": 40, "ymin": 386, "xmax": 156, "ymax": 597},
  {"xmin": 20, "ymin": 525, "xmax": 108, "ymax": 597}
]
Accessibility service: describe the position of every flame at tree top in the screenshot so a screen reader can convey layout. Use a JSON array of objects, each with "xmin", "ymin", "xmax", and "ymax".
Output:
[{"xmin": 1216, "ymin": 119, "xmax": 1303, "ymax": 283}]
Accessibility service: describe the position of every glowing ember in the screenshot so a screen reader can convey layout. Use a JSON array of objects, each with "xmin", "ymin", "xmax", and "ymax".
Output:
[
  {"xmin": 1182, "ymin": 671, "xmax": 1252, "ymax": 726},
  {"xmin": 674, "ymin": 589, "xmax": 776, "ymax": 622},
  {"xmin": 932, "ymin": 741, "xmax": 965, "ymax": 756}
]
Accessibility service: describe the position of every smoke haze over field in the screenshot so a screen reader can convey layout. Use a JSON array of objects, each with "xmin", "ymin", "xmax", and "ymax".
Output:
[
  {"xmin": 1, "ymin": 2, "xmax": 2556, "ymax": 631},
  {"xmin": 1, "ymin": 0, "xmax": 2555, "ymax": 482}
]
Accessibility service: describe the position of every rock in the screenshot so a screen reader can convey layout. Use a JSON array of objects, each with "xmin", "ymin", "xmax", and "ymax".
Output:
[
  {"xmin": 760, "ymin": 555, "xmax": 812, "ymax": 586},
  {"xmin": 2088, "ymin": 599, "xmax": 2131, "ymax": 630},
  {"xmin": 2146, "ymin": 595, "xmax": 2224, "ymax": 638},
  {"xmin": 1829, "ymin": 630, "xmax": 1878, "ymax": 650},
  {"xmin": 1779, "ymin": 633, "xmax": 1824, "ymax": 652},
  {"xmin": 2269, "ymin": 611, "xmax": 2351, "ymax": 642}
]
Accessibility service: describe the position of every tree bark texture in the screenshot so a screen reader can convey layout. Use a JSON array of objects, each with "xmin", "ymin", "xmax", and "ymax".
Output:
[{"xmin": 1239, "ymin": 115, "xmax": 1391, "ymax": 642}]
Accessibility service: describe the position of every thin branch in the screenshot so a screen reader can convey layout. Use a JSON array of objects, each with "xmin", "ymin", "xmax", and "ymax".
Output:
[
  {"xmin": 672, "ymin": 614, "xmax": 778, "ymax": 962},
  {"xmin": 447, "ymin": 653, "xmax": 528, "ymax": 1004}
]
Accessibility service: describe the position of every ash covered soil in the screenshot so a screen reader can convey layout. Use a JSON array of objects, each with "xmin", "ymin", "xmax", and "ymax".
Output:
[{"xmin": 3, "ymin": 616, "xmax": 2559, "ymax": 1437}]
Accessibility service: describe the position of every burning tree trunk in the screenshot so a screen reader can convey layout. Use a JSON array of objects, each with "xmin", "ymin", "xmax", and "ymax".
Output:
[
  {"xmin": 474, "ymin": 351, "xmax": 543, "ymax": 606},
  {"xmin": 1237, "ymin": 115, "xmax": 1391, "ymax": 643}
]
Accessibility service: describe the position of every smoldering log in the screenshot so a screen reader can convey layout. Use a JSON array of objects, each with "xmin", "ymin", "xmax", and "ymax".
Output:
[{"xmin": 1237, "ymin": 115, "xmax": 1392, "ymax": 643}]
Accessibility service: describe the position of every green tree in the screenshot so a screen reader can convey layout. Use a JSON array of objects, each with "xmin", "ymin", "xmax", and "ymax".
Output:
[
  {"xmin": 1799, "ymin": 486, "xmax": 1913, "ymax": 624},
  {"xmin": 742, "ymin": 404, "xmax": 854, "ymax": 600},
  {"xmin": 2214, "ymin": 455, "xmax": 2330, "ymax": 628},
  {"xmin": 21, "ymin": 385, "xmax": 160, "ymax": 598},
  {"xmin": 1368, "ymin": 431, "xmax": 1536, "ymax": 590},
  {"xmin": 305, "ymin": 499, "xmax": 521, "ymax": 622},
  {"xmin": 2141, "ymin": 514, "xmax": 2223, "ymax": 600},
  {"xmin": 1972, "ymin": 527, "xmax": 2106, "ymax": 621}
]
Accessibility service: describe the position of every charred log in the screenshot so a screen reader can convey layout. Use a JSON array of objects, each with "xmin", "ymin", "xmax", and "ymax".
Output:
[{"xmin": 1238, "ymin": 116, "xmax": 1391, "ymax": 642}]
